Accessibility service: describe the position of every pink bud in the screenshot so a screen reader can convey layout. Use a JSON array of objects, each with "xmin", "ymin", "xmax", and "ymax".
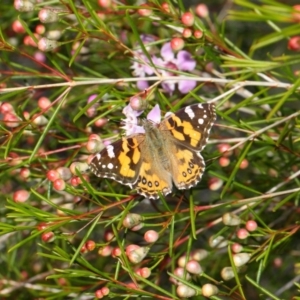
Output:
[
  {"xmin": 53, "ymin": 178, "xmax": 66, "ymax": 191},
  {"xmin": 41, "ymin": 231, "xmax": 55, "ymax": 243},
  {"xmin": 246, "ymin": 220, "xmax": 257, "ymax": 232},
  {"xmin": 98, "ymin": 245, "xmax": 113, "ymax": 257},
  {"xmin": 144, "ymin": 230, "xmax": 159, "ymax": 243},
  {"xmin": 186, "ymin": 260, "xmax": 203, "ymax": 275},
  {"xmin": 231, "ymin": 243, "xmax": 243, "ymax": 253},
  {"xmin": 194, "ymin": 30, "xmax": 203, "ymax": 39},
  {"xmin": 12, "ymin": 20, "xmax": 25, "ymax": 33},
  {"xmin": 219, "ymin": 156, "xmax": 230, "ymax": 167},
  {"xmin": 13, "ymin": 190, "xmax": 30, "ymax": 202},
  {"xmin": 170, "ymin": 37, "xmax": 185, "ymax": 51},
  {"xmin": 47, "ymin": 170, "xmax": 60, "ymax": 182},
  {"xmin": 182, "ymin": 28, "xmax": 192, "ymax": 38},
  {"xmin": 130, "ymin": 96, "xmax": 148, "ymax": 111},
  {"xmin": 85, "ymin": 240, "xmax": 96, "ymax": 251},
  {"xmin": 181, "ymin": 12, "xmax": 195, "ymax": 27},
  {"xmin": 236, "ymin": 228, "xmax": 249, "ymax": 240},
  {"xmin": 38, "ymin": 96, "xmax": 52, "ymax": 110},
  {"xmin": 137, "ymin": 4, "xmax": 153, "ymax": 17},
  {"xmin": 195, "ymin": 4, "xmax": 209, "ymax": 18}
]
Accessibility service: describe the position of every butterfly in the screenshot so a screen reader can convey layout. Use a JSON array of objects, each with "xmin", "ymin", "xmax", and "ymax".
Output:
[{"xmin": 90, "ymin": 103, "xmax": 216, "ymax": 199}]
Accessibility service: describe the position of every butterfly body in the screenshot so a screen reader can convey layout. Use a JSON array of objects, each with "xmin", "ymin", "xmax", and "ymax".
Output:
[{"xmin": 90, "ymin": 103, "xmax": 216, "ymax": 199}]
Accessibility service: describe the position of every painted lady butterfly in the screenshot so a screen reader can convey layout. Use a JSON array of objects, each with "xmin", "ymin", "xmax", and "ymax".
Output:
[{"xmin": 90, "ymin": 103, "xmax": 216, "ymax": 199}]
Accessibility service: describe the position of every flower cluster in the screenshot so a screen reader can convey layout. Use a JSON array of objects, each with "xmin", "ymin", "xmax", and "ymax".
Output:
[{"xmin": 131, "ymin": 37, "xmax": 197, "ymax": 94}]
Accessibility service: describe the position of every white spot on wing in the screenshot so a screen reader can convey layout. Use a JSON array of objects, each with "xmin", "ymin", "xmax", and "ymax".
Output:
[
  {"xmin": 198, "ymin": 118, "xmax": 204, "ymax": 125},
  {"xmin": 107, "ymin": 163, "xmax": 114, "ymax": 169},
  {"xmin": 184, "ymin": 106, "xmax": 195, "ymax": 119},
  {"xmin": 106, "ymin": 145, "xmax": 115, "ymax": 158}
]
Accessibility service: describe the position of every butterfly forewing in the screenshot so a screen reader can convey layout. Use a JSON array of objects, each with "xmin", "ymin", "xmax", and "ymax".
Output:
[
  {"xmin": 161, "ymin": 103, "xmax": 216, "ymax": 151},
  {"xmin": 90, "ymin": 136, "xmax": 144, "ymax": 187}
]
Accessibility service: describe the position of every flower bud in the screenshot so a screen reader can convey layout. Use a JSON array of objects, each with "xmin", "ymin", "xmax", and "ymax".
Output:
[
  {"xmin": 176, "ymin": 284, "xmax": 196, "ymax": 298},
  {"xmin": 38, "ymin": 38, "xmax": 59, "ymax": 52},
  {"xmin": 202, "ymin": 284, "xmax": 218, "ymax": 297},
  {"xmin": 208, "ymin": 235, "xmax": 228, "ymax": 248},
  {"xmin": 14, "ymin": 0, "xmax": 35, "ymax": 12},
  {"xmin": 186, "ymin": 260, "xmax": 203, "ymax": 275},
  {"xmin": 41, "ymin": 231, "xmax": 55, "ymax": 243},
  {"xmin": 144, "ymin": 230, "xmax": 159, "ymax": 243},
  {"xmin": 70, "ymin": 162, "xmax": 89, "ymax": 174},
  {"xmin": 32, "ymin": 114, "xmax": 48, "ymax": 126},
  {"xmin": 173, "ymin": 267, "xmax": 191, "ymax": 282},
  {"xmin": 190, "ymin": 249, "xmax": 208, "ymax": 261},
  {"xmin": 233, "ymin": 253, "xmax": 251, "ymax": 267},
  {"xmin": 122, "ymin": 213, "xmax": 143, "ymax": 229},
  {"xmin": 127, "ymin": 246, "xmax": 150, "ymax": 264},
  {"xmin": 181, "ymin": 12, "xmax": 194, "ymax": 27},
  {"xmin": 56, "ymin": 167, "xmax": 72, "ymax": 181},
  {"xmin": 221, "ymin": 266, "xmax": 235, "ymax": 281},
  {"xmin": 246, "ymin": 220, "xmax": 257, "ymax": 232},
  {"xmin": 222, "ymin": 212, "xmax": 241, "ymax": 226},
  {"xmin": 13, "ymin": 190, "xmax": 30, "ymax": 202},
  {"xmin": 38, "ymin": 8, "xmax": 59, "ymax": 23}
]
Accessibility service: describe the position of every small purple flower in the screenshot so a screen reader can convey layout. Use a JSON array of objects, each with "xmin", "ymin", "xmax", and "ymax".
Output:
[
  {"xmin": 158, "ymin": 42, "xmax": 197, "ymax": 94},
  {"xmin": 121, "ymin": 104, "xmax": 162, "ymax": 136},
  {"xmin": 146, "ymin": 104, "xmax": 161, "ymax": 124},
  {"xmin": 122, "ymin": 104, "xmax": 144, "ymax": 135}
]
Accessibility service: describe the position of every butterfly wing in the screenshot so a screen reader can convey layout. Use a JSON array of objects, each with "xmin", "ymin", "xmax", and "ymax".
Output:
[
  {"xmin": 90, "ymin": 135, "xmax": 144, "ymax": 187},
  {"xmin": 167, "ymin": 142, "xmax": 206, "ymax": 190},
  {"xmin": 160, "ymin": 103, "xmax": 216, "ymax": 190},
  {"xmin": 160, "ymin": 103, "xmax": 216, "ymax": 151}
]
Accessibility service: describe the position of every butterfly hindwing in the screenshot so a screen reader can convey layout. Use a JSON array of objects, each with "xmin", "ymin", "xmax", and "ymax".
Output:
[
  {"xmin": 133, "ymin": 160, "xmax": 173, "ymax": 199},
  {"xmin": 168, "ymin": 142, "xmax": 206, "ymax": 190}
]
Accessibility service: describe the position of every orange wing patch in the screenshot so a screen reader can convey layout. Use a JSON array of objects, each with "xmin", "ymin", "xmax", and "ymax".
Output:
[{"xmin": 118, "ymin": 139, "xmax": 136, "ymax": 179}]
